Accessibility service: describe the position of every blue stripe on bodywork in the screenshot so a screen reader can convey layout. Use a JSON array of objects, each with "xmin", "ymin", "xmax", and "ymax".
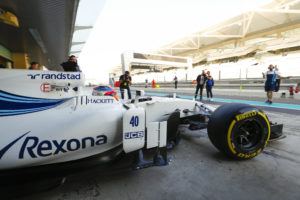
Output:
[{"xmin": 0, "ymin": 90, "xmax": 71, "ymax": 117}]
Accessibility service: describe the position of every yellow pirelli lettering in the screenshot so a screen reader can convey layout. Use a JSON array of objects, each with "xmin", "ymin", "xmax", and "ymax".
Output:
[
  {"xmin": 237, "ymin": 153, "xmax": 244, "ymax": 158},
  {"xmin": 237, "ymin": 152, "xmax": 258, "ymax": 158},
  {"xmin": 257, "ymin": 148, "xmax": 262, "ymax": 155},
  {"xmin": 236, "ymin": 110, "xmax": 257, "ymax": 121}
]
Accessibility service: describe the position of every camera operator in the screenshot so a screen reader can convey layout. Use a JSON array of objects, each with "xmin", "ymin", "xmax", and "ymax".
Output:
[
  {"xmin": 119, "ymin": 71, "xmax": 132, "ymax": 99},
  {"xmin": 61, "ymin": 55, "xmax": 81, "ymax": 72}
]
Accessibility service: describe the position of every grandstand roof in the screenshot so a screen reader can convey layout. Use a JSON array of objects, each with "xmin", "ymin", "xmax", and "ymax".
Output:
[{"xmin": 157, "ymin": 0, "xmax": 300, "ymax": 63}]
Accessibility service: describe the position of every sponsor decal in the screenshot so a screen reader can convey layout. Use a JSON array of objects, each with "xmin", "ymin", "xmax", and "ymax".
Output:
[
  {"xmin": 236, "ymin": 110, "xmax": 257, "ymax": 121},
  {"xmin": 64, "ymin": 87, "xmax": 69, "ymax": 93},
  {"xmin": 28, "ymin": 73, "xmax": 81, "ymax": 80},
  {"xmin": 54, "ymin": 87, "xmax": 69, "ymax": 93},
  {"xmin": 40, "ymin": 83, "xmax": 70, "ymax": 93},
  {"xmin": 130, "ymin": 116, "xmax": 139, "ymax": 127},
  {"xmin": 125, "ymin": 131, "xmax": 144, "ymax": 139},
  {"xmin": 86, "ymin": 97, "xmax": 114, "ymax": 104},
  {"xmin": 40, "ymin": 83, "xmax": 51, "ymax": 93},
  {"xmin": 237, "ymin": 148, "xmax": 262, "ymax": 158},
  {"xmin": 0, "ymin": 132, "xmax": 107, "ymax": 159}
]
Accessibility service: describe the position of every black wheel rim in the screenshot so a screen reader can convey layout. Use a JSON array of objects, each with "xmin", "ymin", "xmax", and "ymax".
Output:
[{"xmin": 232, "ymin": 119, "xmax": 264, "ymax": 151}]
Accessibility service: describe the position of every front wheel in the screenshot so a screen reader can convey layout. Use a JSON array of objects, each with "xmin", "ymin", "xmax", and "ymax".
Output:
[{"xmin": 207, "ymin": 103, "xmax": 270, "ymax": 160}]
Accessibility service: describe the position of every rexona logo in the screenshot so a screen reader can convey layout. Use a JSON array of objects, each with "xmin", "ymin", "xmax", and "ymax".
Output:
[
  {"xmin": 28, "ymin": 73, "xmax": 81, "ymax": 80},
  {"xmin": 0, "ymin": 132, "xmax": 107, "ymax": 159}
]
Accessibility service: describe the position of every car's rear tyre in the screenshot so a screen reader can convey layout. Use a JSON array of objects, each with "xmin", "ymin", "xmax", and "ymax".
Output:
[{"xmin": 207, "ymin": 103, "xmax": 270, "ymax": 160}]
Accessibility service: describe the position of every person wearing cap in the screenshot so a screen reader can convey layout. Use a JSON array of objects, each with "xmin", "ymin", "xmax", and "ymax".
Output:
[
  {"xmin": 61, "ymin": 55, "xmax": 81, "ymax": 72},
  {"xmin": 29, "ymin": 62, "xmax": 39, "ymax": 70},
  {"xmin": 119, "ymin": 71, "xmax": 132, "ymax": 99}
]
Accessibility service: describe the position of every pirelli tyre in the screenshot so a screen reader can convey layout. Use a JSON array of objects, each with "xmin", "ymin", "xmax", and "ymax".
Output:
[{"xmin": 207, "ymin": 103, "xmax": 270, "ymax": 160}]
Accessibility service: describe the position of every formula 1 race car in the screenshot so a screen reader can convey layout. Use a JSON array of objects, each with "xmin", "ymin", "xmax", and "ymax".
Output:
[{"xmin": 0, "ymin": 69, "xmax": 283, "ymax": 184}]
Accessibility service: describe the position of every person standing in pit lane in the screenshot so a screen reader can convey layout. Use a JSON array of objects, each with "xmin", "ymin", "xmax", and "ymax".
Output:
[
  {"xmin": 119, "ymin": 71, "xmax": 132, "ymax": 100},
  {"xmin": 263, "ymin": 65, "xmax": 277, "ymax": 104},
  {"xmin": 195, "ymin": 70, "xmax": 207, "ymax": 101},
  {"xmin": 206, "ymin": 71, "xmax": 214, "ymax": 101},
  {"xmin": 174, "ymin": 75, "xmax": 178, "ymax": 89},
  {"xmin": 275, "ymin": 66, "xmax": 281, "ymax": 92},
  {"xmin": 263, "ymin": 64, "xmax": 291, "ymax": 104}
]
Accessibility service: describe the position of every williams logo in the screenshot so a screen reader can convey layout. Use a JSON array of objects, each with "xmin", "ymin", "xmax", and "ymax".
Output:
[{"xmin": 0, "ymin": 132, "xmax": 107, "ymax": 159}]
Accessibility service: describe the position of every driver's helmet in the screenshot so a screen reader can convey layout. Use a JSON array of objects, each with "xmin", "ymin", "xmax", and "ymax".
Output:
[{"xmin": 92, "ymin": 85, "xmax": 119, "ymax": 101}]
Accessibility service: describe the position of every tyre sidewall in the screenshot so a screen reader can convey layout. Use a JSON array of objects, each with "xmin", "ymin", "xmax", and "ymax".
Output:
[{"xmin": 208, "ymin": 103, "xmax": 270, "ymax": 160}]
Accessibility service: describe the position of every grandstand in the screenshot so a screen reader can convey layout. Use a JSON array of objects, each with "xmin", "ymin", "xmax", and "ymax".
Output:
[{"xmin": 111, "ymin": 0, "xmax": 300, "ymax": 85}]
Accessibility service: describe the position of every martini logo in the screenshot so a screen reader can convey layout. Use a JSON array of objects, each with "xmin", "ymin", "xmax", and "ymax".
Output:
[
  {"xmin": 0, "ymin": 132, "xmax": 107, "ymax": 159},
  {"xmin": 40, "ymin": 83, "xmax": 51, "ymax": 93}
]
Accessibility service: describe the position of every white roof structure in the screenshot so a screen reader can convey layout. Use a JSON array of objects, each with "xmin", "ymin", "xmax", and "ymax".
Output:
[
  {"xmin": 121, "ymin": 51, "xmax": 192, "ymax": 75},
  {"xmin": 70, "ymin": 0, "xmax": 107, "ymax": 58},
  {"xmin": 157, "ymin": 0, "xmax": 300, "ymax": 63}
]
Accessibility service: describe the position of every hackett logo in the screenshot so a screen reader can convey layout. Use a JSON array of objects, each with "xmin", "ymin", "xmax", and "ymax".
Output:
[{"xmin": 0, "ymin": 132, "xmax": 107, "ymax": 159}]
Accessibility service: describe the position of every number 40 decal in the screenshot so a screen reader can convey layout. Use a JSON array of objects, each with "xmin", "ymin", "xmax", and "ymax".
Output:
[{"xmin": 130, "ymin": 116, "xmax": 139, "ymax": 127}]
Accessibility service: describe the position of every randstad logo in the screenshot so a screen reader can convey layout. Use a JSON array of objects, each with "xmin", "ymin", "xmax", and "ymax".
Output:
[
  {"xmin": 27, "ymin": 73, "xmax": 81, "ymax": 80},
  {"xmin": 0, "ymin": 132, "xmax": 107, "ymax": 159}
]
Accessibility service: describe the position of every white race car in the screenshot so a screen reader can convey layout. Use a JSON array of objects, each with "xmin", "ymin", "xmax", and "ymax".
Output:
[{"xmin": 0, "ymin": 69, "xmax": 283, "ymax": 183}]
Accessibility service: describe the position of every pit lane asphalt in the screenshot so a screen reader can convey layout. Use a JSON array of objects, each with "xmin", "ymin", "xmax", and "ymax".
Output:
[{"xmin": 10, "ymin": 91, "xmax": 300, "ymax": 200}]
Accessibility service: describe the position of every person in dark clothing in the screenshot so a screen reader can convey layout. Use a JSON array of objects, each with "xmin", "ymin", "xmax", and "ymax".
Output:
[
  {"xmin": 275, "ymin": 66, "xmax": 281, "ymax": 92},
  {"xmin": 29, "ymin": 62, "xmax": 39, "ymax": 70},
  {"xmin": 206, "ymin": 71, "xmax": 214, "ymax": 101},
  {"xmin": 174, "ymin": 76, "xmax": 178, "ymax": 89},
  {"xmin": 61, "ymin": 55, "xmax": 81, "ymax": 72},
  {"xmin": 194, "ymin": 70, "xmax": 207, "ymax": 101},
  {"xmin": 119, "ymin": 71, "xmax": 132, "ymax": 99}
]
